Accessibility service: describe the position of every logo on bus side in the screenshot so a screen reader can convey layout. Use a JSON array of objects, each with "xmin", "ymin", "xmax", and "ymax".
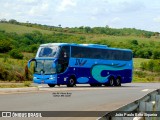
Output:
[{"xmin": 75, "ymin": 59, "xmax": 87, "ymax": 66}]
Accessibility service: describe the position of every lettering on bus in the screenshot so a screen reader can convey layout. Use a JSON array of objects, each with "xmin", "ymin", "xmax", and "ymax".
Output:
[{"xmin": 75, "ymin": 59, "xmax": 87, "ymax": 66}]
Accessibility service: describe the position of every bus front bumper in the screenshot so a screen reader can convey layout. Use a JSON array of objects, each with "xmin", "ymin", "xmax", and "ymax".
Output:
[{"xmin": 33, "ymin": 74, "xmax": 57, "ymax": 84}]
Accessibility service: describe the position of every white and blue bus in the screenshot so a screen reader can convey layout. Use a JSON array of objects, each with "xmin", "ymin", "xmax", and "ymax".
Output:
[{"xmin": 28, "ymin": 43, "xmax": 133, "ymax": 87}]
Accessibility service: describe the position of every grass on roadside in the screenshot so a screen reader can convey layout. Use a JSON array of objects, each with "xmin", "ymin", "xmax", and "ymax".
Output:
[
  {"xmin": 133, "ymin": 58, "xmax": 160, "ymax": 83},
  {"xmin": 0, "ymin": 81, "xmax": 32, "ymax": 88},
  {"xmin": 133, "ymin": 58, "xmax": 150, "ymax": 69}
]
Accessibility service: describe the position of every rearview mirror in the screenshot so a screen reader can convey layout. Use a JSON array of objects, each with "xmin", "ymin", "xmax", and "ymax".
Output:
[{"xmin": 28, "ymin": 58, "xmax": 36, "ymax": 68}]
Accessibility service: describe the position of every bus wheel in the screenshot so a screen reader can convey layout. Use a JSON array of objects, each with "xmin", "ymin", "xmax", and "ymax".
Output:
[
  {"xmin": 67, "ymin": 77, "xmax": 76, "ymax": 87},
  {"xmin": 108, "ymin": 77, "xmax": 114, "ymax": 86},
  {"xmin": 90, "ymin": 84, "xmax": 102, "ymax": 87},
  {"xmin": 114, "ymin": 77, "xmax": 121, "ymax": 86},
  {"xmin": 90, "ymin": 84, "xmax": 96, "ymax": 87},
  {"xmin": 96, "ymin": 84, "xmax": 102, "ymax": 87},
  {"xmin": 48, "ymin": 84, "xmax": 55, "ymax": 87}
]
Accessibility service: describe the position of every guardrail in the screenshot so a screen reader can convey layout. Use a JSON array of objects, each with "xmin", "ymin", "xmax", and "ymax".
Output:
[{"xmin": 99, "ymin": 89, "xmax": 160, "ymax": 120}]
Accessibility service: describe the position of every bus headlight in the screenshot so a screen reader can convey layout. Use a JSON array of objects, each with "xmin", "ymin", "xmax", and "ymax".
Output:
[
  {"xmin": 49, "ymin": 76, "xmax": 55, "ymax": 80},
  {"xmin": 49, "ymin": 77, "xmax": 54, "ymax": 80}
]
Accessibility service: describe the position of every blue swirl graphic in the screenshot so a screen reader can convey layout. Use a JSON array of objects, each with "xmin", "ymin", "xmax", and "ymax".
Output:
[
  {"xmin": 91, "ymin": 64, "xmax": 126, "ymax": 83},
  {"xmin": 77, "ymin": 77, "xmax": 89, "ymax": 83}
]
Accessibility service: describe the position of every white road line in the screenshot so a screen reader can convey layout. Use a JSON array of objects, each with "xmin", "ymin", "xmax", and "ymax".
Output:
[
  {"xmin": 96, "ymin": 117, "xmax": 102, "ymax": 120},
  {"xmin": 141, "ymin": 89, "xmax": 149, "ymax": 92},
  {"xmin": 0, "ymin": 91, "xmax": 39, "ymax": 95}
]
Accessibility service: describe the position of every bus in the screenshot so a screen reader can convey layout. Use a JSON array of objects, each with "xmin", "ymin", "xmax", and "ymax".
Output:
[{"xmin": 28, "ymin": 43, "xmax": 133, "ymax": 87}]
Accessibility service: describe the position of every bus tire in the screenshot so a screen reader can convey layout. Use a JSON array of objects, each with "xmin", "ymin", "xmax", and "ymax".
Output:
[
  {"xmin": 108, "ymin": 77, "xmax": 114, "ymax": 86},
  {"xmin": 48, "ymin": 84, "xmax": 55, "ymax": 87},
  {"xmin": 90, "ymin": 84, "xmax": 96, "ymax": 87},
  {"xmin": 90, "ymin": 84, "xmax": 94, "ymax": 87},
  {"xmin": 67, "ymin": 77, "xmax": 76, "ymax": 87},
  {"xmin": 114, "ymin": 77, "xmax": 121, "ymax": 86},
  {"xmin": 96, "ymin": 84, "xmax": 102, "ymax": 87}
]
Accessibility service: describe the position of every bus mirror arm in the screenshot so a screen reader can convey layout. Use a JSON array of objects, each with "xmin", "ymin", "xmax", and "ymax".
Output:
[
  {"xmin": 52, "ymin": 58, "xmax": 58, "ymax": 68},
  {"xmin": 28, "ymin": 58, "xmax": 36, "ymax": 68},
  {"xmin": 53, "ymin": 58, "xmax": 58, "ymax": 63}
]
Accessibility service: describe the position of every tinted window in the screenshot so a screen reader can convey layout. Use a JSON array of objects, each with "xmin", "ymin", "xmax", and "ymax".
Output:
[
  {"xmin": 34, "ymin": 60, "xmax": 56, "ymax": 74},
  {"xmin": 38, "ymin": 46, "xmax": 59, "ymax": 57},
  {"xmin": 57, "ymin": 46, "xmax": 70, "ymax": 73},
  {"xmin": 71, "ymin": 46, "xmax": 132, "ymax": 61},
  {"xmin": 59, "ymin": 46, "xmax": 70, "ymax": 59}
]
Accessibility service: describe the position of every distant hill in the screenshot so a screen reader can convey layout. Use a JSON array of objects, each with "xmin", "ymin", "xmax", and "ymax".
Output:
[
  {"xmin": 1, "ymin": 19, "xmax": 160, "ymax": 83},
  {"xmin": 0, "ymin": 20, "xmax": 160, "ymax": 60},
  {"xmin": 0, "ymin": 23, "xmax": 53, "ymax": 34},
  {"xmin": 0, "ymin": 19, "xmax": 159, "ymax": 38}
]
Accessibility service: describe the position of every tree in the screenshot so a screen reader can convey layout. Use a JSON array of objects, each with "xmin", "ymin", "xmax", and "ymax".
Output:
[
  {"xmin": 8, "ymin": 19, "xmax": 19, "ymax": 24},
  {"xmin": 58, "ymin": 24, "xmax": 62, "ymax": 28},
  {"xmin": 84, "ymin": 26, "xmax": 91, "ymax": 33},
  {"xmin": 0, "ymin": 18, "xmax": 7, "ymax": 23},
  {"xmin": 105, "ymin": 25, "xmax": 109, "ymax": 28}
]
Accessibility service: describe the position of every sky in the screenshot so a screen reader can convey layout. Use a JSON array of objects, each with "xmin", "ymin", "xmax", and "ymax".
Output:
[{"xmin": 0, "ymin": 0, "xmax": 160, "ymax": 32}]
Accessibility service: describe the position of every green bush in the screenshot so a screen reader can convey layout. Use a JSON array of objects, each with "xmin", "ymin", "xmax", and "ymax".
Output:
[
  {"xmin": 140, "ymin": 62, "xmax": 147, "ymax": 70},
  {"xmin": 23, "ymin": 81, "xmax": 31, "ymax": 87},
  {"xmin": 9, "ymin": 49, "xmax": 24, "ymax": 59},
  {"xmin": 134, "ymin": 71, "xmax": 147, "ymax": 78},
  {"xmin": 153, "ymin": 66, "xmax": 160, "ymax": 72},
  {"xmin": 140, "ymin": 59, "xmax": 160, "ymax": 72},
  {"xmin": 0, "ymin": 40, "xmax": 12, "ymax": 53},
  {"xmin": 147, "ymin": 60, "xmax": 155, "ymax": 72},
  {"xmin": 130, "ymin": 40, "xmax": 138, "ymax": 46},
  {"xmin": 152, "ymin": 50, "xmax": 160, "ymax": 59}
]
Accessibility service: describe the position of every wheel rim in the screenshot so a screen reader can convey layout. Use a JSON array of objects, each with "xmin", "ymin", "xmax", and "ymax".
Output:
[
  {"xmin": 116, "ymin": 78, "xmax": 120, "ymax": 85},
  {"xmin": 70, "ymin": 79, "xmax": 74, "ymax": 85},
  {"xmin": 110, "ymin": 78, "xmax": 114, "ymax": 86}
]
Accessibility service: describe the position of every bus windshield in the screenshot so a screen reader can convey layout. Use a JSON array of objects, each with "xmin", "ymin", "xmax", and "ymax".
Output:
[
  {"xmin": 38, "ymin": 46, "xmax": 59, "ymax": 57},
  {"xmin": 34, "ymin": 60, "xmax": 56, "ymax": 74}
]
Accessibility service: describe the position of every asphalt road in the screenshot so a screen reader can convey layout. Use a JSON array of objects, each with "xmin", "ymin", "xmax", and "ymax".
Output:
[{"xmin": 0, "ymin": 83, "xmax": 160, "ymax": 120}]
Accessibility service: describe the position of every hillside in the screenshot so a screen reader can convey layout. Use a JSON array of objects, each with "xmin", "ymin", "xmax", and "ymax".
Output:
[
  {"xmin": 0, "ymin": 23, "xmax": 53, "ymax": 34},
  {"xmin": 0, "ymin": 21, "xmax": 160, "ymax": 82},
  {"xmin": 0, "ymin": 19, "xmax": 159, "ymax": 36},
  {"xmin": 0, "ymin": 22, "xmax": 160, "ymax": 59}
]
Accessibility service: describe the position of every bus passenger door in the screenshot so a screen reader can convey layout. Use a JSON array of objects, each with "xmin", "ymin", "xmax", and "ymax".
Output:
[{"xmin": 57, "ymin": 46, "xmax": 70, "ymax": 73}]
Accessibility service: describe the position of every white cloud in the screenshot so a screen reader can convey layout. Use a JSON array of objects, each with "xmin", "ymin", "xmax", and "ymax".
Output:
[
  {"xmin": 18, "ymin": 0, "xmax": 37, "ymax": 3},
  {"xmin": 153, "ymin": 17, "xmax": 160, "ymax": 23},
  {"xmin": 111, "ymin": 17, "xmax": 121, "ymax": 23},
  {"xmin": 90, "ymin": 8, "xmax": 99, "ymax": 15},
  {"xmin": 41, "ymin": 2, "xmax": 49, "ymax": 10},
  {"xmin": 56, "ymin": 0, "xmax": 77, "ymax": 12},
  {"xmin": 0, "ymin": 13, "xmax": 9, "ymax": 18},
  {"xmin": 0, "ymin": 0, "xmax": 160, "ymax": 31},
  {"xmin": 90, "ymin": 16, "xmax": 97, "ymax": 20},
  {"xmin": 28, "ymin": 2, "xmax": 49, "ymax": 16},
  {"xmin": 106, "ymin": 0, "xmax": 145, "ymax": 13}
]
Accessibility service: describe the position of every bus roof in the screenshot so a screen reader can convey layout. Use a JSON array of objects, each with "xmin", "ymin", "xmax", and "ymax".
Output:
[{"xmin": 40, "ymin": 43, "xmax": 132, "ymax": 52}]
